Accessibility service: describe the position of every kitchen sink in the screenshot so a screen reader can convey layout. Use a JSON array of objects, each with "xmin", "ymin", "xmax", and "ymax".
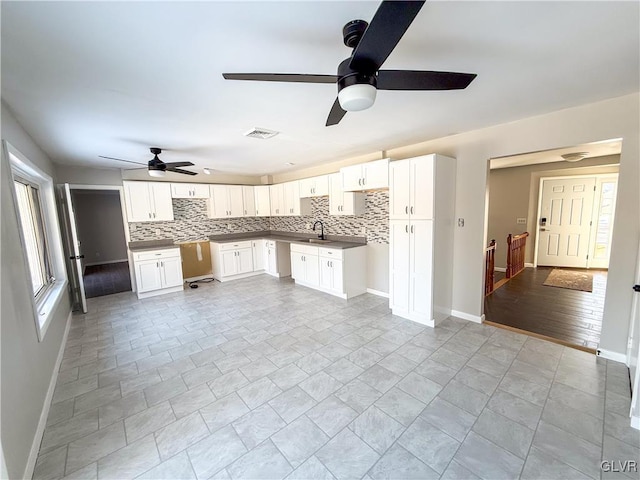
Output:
[{"xmin": 299, "ymin": 238, "xmax": 333, "ymax": 244}]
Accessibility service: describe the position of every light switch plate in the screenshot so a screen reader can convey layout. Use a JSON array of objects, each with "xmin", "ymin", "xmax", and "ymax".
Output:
[{"xmin": 516, "ymin": 218, "xmax": 527, "ymax": 225}]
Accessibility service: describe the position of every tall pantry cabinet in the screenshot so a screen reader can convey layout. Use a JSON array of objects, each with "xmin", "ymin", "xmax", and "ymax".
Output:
[{"xmin": 389, "ymin": 154, "xmax": 456, "ymax": 327}]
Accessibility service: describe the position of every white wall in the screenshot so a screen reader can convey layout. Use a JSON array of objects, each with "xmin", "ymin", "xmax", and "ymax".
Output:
[
  {"xmin": 1, "ymin": 102, "xmax": 72, "ymax": 479},
  {"xmin": 387, "ymin": 93, "xmax": 639, "ymax": 354}
]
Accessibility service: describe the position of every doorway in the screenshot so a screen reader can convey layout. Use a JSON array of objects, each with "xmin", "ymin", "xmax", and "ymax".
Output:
[
  {"xmin": 484, "ymin": 140, "xmax": 621, "ymax": 350},
  {"xmin": 57, "ymin": 184, "xmax": 132, "ymax": 312}
]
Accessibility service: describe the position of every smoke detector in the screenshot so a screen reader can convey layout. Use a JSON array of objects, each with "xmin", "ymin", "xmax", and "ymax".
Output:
[
  {"xmin": 561, "ymin": 152, "xmax": 589, "ymax": 162},
  {"xmin": 244, "ymin": 127, "xmax": 279, "ymax": 140}
]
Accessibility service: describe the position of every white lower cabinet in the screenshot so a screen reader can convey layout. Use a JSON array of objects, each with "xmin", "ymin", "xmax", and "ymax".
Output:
[
  {"xmin": 264, "ymin": 240, "xmax": 291, "ymax": 277},
  {"xmin": 211, "ymin": 241, "xmax": 254, "ymax": 281},
  {"xmin": 252, "ymin": 240, "xmax": 265, "ymax": 271},
  {"xmin": 290, "ymin": 243, "xmax": 366, "ymax": 299},
  {"xmin": 132, "ymin": 248, "xmax": 183, "ymax": 299}
]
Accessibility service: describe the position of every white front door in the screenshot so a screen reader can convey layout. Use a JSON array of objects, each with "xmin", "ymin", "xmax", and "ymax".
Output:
[{"xmin": 537, "ymin": 177, "xmax": 596, "ymax": 268}]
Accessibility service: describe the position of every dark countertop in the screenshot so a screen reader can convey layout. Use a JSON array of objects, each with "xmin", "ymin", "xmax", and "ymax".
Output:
[
  {"xmin": 208, "ymin": 230, "xmax": 367, "ymax": 250},
  {"xmin": 128, "ymin": 239, "xmax": 180, "ymax": 252}
]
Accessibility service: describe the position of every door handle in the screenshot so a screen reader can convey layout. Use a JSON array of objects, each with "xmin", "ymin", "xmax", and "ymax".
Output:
[
  {"xmin": 69, "ymin": 255, "xmax": 85, "ymax": 260},
  {"xmin": 634, "ymin": 285, "xmax": 640, "ymax": 292},
  {"xmin": 540, "ymin": 228, "xmax": 547, "ymax": 232}
]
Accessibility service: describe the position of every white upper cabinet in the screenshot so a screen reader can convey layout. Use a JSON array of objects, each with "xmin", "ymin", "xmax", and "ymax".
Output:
[
  {"xmin": 341, "ymin": 158, "xmax": 389, "ymax": 191},
  {"xmin": 124, "ymin": 181, "xmax": 174, "ymax": 222},
  {"xmin": 242, "ymin": 186, "xmax": 256, "ymax": 217},
  {"xmin": 389, "ymin": 155, "xmax": 435, "ymax": 220},
  {"xmin": 329, "ymin": 173, "xmax": 365, "ymax": 216},
  {"xmin": 254, "ymin": 185, "xmax": 271, "ymax": 217},
  {"xmin": 170, "ymin": 183, "xmax": 210, "ymax": 199},
  {"xmin": 299, "ymin": 175, "xmax": 329, "ymax": 197},
  {"xmin": 208, "ymin": 185, "xmax": 245, "ymax": 218},
  {"xmin": 270, "ymin": 184, "xmax": 285, "ymax": 216},
  {"xmin": 282, "ymin": 181, "xmax": 311, "ymax": 216}
]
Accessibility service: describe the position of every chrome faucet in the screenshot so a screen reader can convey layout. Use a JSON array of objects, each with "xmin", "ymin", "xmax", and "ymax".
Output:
[{"xmin": 313, "ymin": 221, "xmax": 325, "ymax": 240}]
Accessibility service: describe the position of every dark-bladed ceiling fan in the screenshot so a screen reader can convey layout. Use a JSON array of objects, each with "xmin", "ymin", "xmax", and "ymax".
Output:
[
  {"xmin": 99, "ymin": 147, "xmax": 197, "ymax": 177},
  {"xmin": 223, "ymin": 1, "xmax": 477, "ymax": 126}
]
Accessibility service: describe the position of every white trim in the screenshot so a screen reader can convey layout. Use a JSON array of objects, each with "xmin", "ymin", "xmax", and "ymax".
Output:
[
  {"xmin": 596, "ymin": 348, "xmax": 628, "ymax": 364},
  {"xmin": 524, "ymin": 263, "xmax": 534, "ymax": 268},
  {"xmin": 451, "ymin": 310, "xmax": 485, "ymax": 324},
  {"xmin": 1, "ymin": 439, "xmax": 9, "ymax": 480},
  {"xmin": 631, "ymin": 415, "xmax": 640, "ymax": 431},
  {"xmin": 494, "ymin": 267, "xmax": 507, "ymax": 273},
  {"xmin": 83, "ymin": 258, "xmax": 129, "ymax": 268},
  {"xmin": 24, "ymin": 311, "xmax": 72, "ymax": 480},
  {"xmin": 366, "ymin": 288, "xmax": 389, "ymax": 298}
]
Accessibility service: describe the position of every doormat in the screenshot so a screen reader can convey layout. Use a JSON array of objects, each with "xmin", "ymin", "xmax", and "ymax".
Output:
[{"xmin": 543, "ymin": 269, "xmax": 593, "ymax": 292}]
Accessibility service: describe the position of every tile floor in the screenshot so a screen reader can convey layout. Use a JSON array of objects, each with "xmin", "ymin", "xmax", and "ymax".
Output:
[{"xmin": 34, "ymin": 275, "xmax": 639, "ymax": 480}]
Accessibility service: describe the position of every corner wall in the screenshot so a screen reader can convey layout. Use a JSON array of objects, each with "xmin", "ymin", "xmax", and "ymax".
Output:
[{"xmin": 1, "ymin": 102, "xmax": 72, "ymax": 479}]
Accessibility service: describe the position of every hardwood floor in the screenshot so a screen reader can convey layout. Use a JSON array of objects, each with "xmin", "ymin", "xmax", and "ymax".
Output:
[
  {"xmin": 484, "ymin": 266, "xmax": 606, "ymax": 349},
  {"xmin": 83, "ymin": 261, "xmax": 132, "ymax": 298}
]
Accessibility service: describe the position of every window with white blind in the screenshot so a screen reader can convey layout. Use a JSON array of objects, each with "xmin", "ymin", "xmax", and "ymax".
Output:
[{"xmin": 5, "ymin": 141, "xmax": 67, "ymax": 340}]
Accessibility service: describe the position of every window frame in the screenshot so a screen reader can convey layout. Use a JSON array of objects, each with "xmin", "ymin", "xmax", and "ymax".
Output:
[{"xmin": 4, "ymin": 140, "xmax": 68, "ymax": 341}]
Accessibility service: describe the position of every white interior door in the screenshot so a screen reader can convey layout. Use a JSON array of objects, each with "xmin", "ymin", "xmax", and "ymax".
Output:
[
  {"xmin": 537, "ymin": 177, "xmax": 596, "ymax": 268},
  {"xmin": 59, "ymin": 184, "xmax": 87, "ymax": 313}
]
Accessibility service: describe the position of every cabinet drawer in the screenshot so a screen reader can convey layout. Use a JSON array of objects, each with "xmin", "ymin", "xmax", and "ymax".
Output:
[
  {"xmin": 132, "ymin": 248, "xmax": 180, "ymax": 261},
  {"xmin": 219, "ymin": 240, "xmax": 252, "ymax": 251},
  {"xmin": 290, "ymin": 243, "xmax": 319, "ymax": 255},
  {"xmin": 318, "ymin": 247, "xmax": 344, "ymax": 260}
]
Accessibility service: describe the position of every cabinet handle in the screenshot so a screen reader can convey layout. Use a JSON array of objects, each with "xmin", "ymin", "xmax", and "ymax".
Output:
[
  {"xmin": 330, "ymin": 261, "xmax": 333, "ymax": 267},
  {"xmin": 327, "ymin": 260, "xmax": 330, "ymax": 267},
  {"xmin": 148, "ymin": 213, "xmax": 152, "ymax": 218},
  {"xmin": 405, "ymin": 206, "xmax": 408, "ymax": 214},
  {"xmin": 405, "ymin": 225, "xmax": 408, "ymax": 233},
  {"xmin": 244, "ymin": 210, "xmax": 247, "ymax": 215},
  {"xmin": 410, "ymin": 206, "xmax": 414, "ymax": 214},
  {"xmin": 153, "ymin": 212, "xmax": 156, "ymax": 218},
  {"xmin": 161, "ymin": 261, "xmax": 164, "ymax": 267},
  {"xmin": 411, "ymin": 225, "xmax": 414, "ymax": 233},
  {"xmin": 358, "ymin": 178, "xmax": 362, "ymax": 186},
  {"xmin": 156, "ymin": 261, "xmax": 159, "ymax": 267},
  {"xmin": 363, "ymin": 177, "xmax": 366, "ymax": 186}
]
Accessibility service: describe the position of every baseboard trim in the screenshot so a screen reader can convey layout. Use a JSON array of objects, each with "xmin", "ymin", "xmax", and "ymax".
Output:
[
  {"xmin": 631, "ymin": 414, "xmax": 640, "ymax": 431},
  {"xmin": 450, "ymin": 310, "xmax": 484, "ymax": 324},
  {"xmin": 525, "ymin": 263, "xmax": 534, "ymax": 268},
  {"xmin": 24, "ymin": 310, "xmax": 72, "ymax": 480},
  {"xmin": 366, "ymin": 288, "xmax": 389, "ymax": 298},
  {"xmin": 494, "ymin": 267, "xmax": 506, "ymax": 273},
  {"xmin": 596, "ymin": 348, "xmax": 628, "ymax": 364}
]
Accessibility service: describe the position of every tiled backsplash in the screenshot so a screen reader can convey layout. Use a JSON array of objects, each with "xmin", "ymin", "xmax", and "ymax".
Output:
[{"xmin": 128, "ymin": 191, "xmax": 389, "ymax": 244}]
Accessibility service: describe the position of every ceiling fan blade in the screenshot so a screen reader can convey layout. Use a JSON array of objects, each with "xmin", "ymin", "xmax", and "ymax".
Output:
[
  {"xmin": 168, "ymin": 168, "xmax": 197, "ymax": 176},
  {"xmin": 377, "ymin": 70, "xmax": 477, "ymax": 90},
  {"xmin": 223, "ymin": 73, "xmax": 338, "ymax": 84},
  {"xmin": 98, "ymin": 155, "xmax": 147, "ymax": 166},
  {"xmin": 350, "ymin": 1, "xmax": 425, "ymax": 73},
  {"xmin": 326, "ymin": 97, "xmax": 347, "ymax": 126},
  {"xmin": 164, "ymin": 161, "xmax": 194, "ymax": 168}
]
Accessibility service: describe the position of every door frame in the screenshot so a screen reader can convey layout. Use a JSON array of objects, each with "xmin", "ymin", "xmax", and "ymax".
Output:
[
  {"xmin": 67, "ymin": 184, "xmax": 135, "ymax": 293},
  {"xmin": 533, "ymin": 172, "xmax": 619, "ymax": 268}
]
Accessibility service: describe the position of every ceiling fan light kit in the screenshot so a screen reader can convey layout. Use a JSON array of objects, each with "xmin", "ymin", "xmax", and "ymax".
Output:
[
  {"xmin": 222, "ymin": 0, "xmax": 477, "ymax": 126},
  {"xmin": 148, "ymin": 169, "xmax": 166, "ymax": 177}
]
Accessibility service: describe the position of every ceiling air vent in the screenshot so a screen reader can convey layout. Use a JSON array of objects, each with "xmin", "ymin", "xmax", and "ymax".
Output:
[{"xmin": 244, "ymin": 127, "xmax": 279, "ymax": 140}]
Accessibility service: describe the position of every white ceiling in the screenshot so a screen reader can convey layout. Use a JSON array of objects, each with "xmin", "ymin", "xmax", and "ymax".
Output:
[{"xmin": 2, "ymin": 1, "xmax": 638, "ymax": 177}]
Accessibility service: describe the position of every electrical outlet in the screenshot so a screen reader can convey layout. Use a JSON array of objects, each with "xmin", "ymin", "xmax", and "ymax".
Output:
[
  {"xmin": 516, "ymin": 218, "xmax": 527, "ymax": 225},
  {"xmin": 227, "ymin": 224, "xmax": 232, "ymax": 229},
  {"xmin": 361, "ymin": 227, "xmax": 366, "ymax": 235},
  {"xmin": 305, "ymin": 223, "xmax": 311, "ymax": 229},
  {"xmin": 458, "ymin": 218, "xmax": 464, "ymax": 227},
  {"xmin": 155, "ymin": 229, "xmax": 161, "ymax": 236}
]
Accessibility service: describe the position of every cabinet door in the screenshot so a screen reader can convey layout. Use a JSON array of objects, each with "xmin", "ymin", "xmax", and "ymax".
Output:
[
  {"xmin": 227, "ymin": 186, "xmax": 244, "ymax": 218},
  {"xmin": 319, "ymin": 258, "xmax": 333, "ymax": 289},
  {"xmin": 283, "ymin": 181, "xmax": 301, "ymax": 215},
  {"xmin": 328, "ymin": 173, "xmax": 344, "ymax": 215},
  {"xmin": 270, "ymin": 184, "xmax": 284, "ymax": 216},
  {"xmin": 290, "ymin": 252, "xmax": 304, "ymax": 280},
  {"xmin": 252, "ymin": 240, "xmax": 265, "ymax": 271},
  {"xmin": 135, "ymin": 260, "xmax": 162, "ymax": 293},
  {"xmin": 409, "ymin": 220, "xmax": 433, "ymax": 319},
  {"xmin": 220, "ymin": 250, "xmax": 238, "ymax": 276},
  {"xmin": 170, "ymin": 183, "xmax": 192, "ymax": 198},
  {"xmin": 313, "ymin": 175, "xmax": 329, "ymax": 196},
  {"xmin": 410, "ymin": 156, "xmax": 434, "ymax": 220},
  {"xmin": 305, "ymin": 254, "xmax": 320, "ymax": 286},
  {"xmin": 237, "ymin": 248, "xmax": 254, "ymax": 274},
  {"xmin": 242, "ymin": 186, "xmax": 256, "ymax": 216},
  {"xmin": 150, "ymin": 183, "xmax": 174, "ymax": 221},
  {"xmin": 191, "ymin": 184, "xmax": 210, "ymax": 199},
  {"xmin": 209, "ymin": 185, "xmax": 229, "ymax": 218},
  {"xmin": 389, "ymin": 160, "xmax": 411, "ymax": 220},
  {"xmin": 363, "ymin": 159, "xmax": 389, "ymax": 189},
  {"xmin": 331, "ymin": 259, "xmax": 343, "ymax": 292},
  {"xmin": 341, "ymin": 165, "xmax": 364, "ymax": 191},
  {"xmin": 254, "ymin": 186, "xmax": 271, "ymax": 217},
  {"xmin": 161, "ymin": 256, "xmax": 184, "ymax": 288},
  {"xmin": 299, "ymin": 178, "xmax": 314, "ymax": 198},
  {"xmin": 124, "ymin": 182, "xmax": 153, "ymax": 222},
  {"xmin": 389, "ymin": 220, "xmax": 411, "ymax": 312},
  {"xmin": 267, "ymin": 246, "xmax": 277, "ymax": 273}
]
